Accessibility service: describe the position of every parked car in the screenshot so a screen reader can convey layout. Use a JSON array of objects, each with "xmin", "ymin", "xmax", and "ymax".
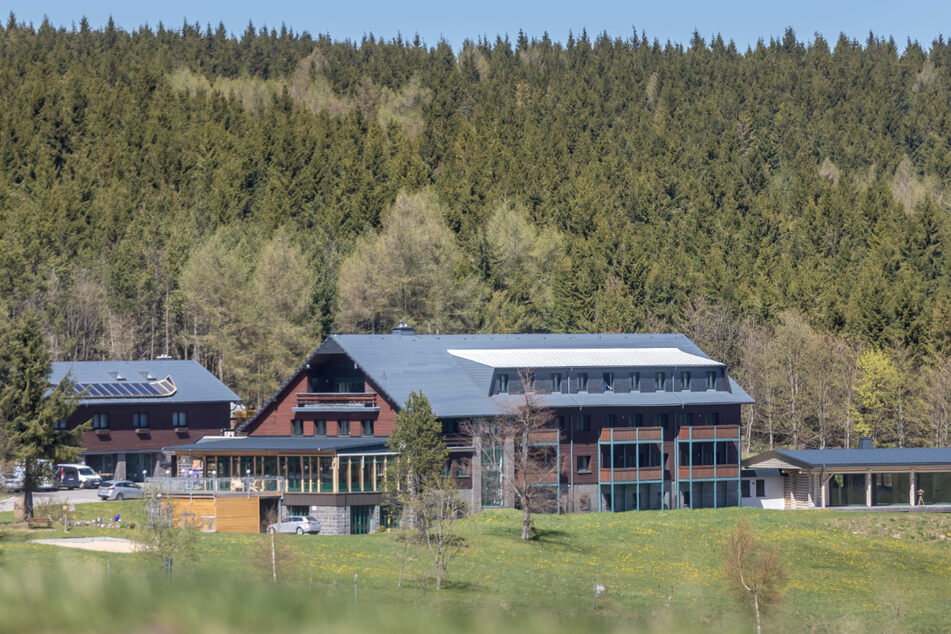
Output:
[
  {"xmin": 55, "ymin": 466, "xmax": 80, "ymax": 490},
  {"xmin": 97, "ymin": 480, "xmax": 144, "ymax": 501},
  {"xmin": 56, "ymin": 464, "xmax": 101, "ymax": 488},
  {"xmin": 267, "ymin": 516, "xmax": 321, "ymax": 535},
  {"xmin": 1, "ymin": 469, "xmax": 24, "ymax": 492}
]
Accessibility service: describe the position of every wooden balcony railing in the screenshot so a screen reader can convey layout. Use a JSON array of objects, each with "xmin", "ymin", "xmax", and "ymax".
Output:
[
  {"xmin": 676, "ymin": 425, "xmax": 740, "ymax": 440},
  {"xmin": 527, "ymin": 429, "xmax": 560, "ymax": 445},
  {"xmin": 599, "ymin": 466, "xmax": 664, "ymax": 483},
  {"xmin": 295, "ymin": 393, "xmax": 378, "ymax": 409},
  {"xmin": 598, "ymin": 426, "xmax": 663, "ymax": 443},
  {"xmin": 678, "ymin": 465, "xmax": 740, "ymax": 480}
]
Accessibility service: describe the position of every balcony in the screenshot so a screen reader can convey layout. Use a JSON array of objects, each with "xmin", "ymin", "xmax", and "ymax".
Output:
[
  {"xmin": 600, "ymin": 466, "xmax": 663, "ymax": 483},
  {"xmin": 599, "ymin": 427, "xmax": 663, "ymax": 443},
  {"xmin": 527, "ymin": 429, "xmax": 560, "ymax": 445},
  {"xmin": 678, "ymin": 465, "xmax": 739, "ymax": 480},
  {"xmin": 676, "ymin": 425, "xmax": 740, "ymax": 441},
  {"xmin": 146, "ymin": 476, "xmax": 286, "ymax": 498},
  {"xmin": 293, "ymin": 393, "xmax": 379, "ymax": 412}
]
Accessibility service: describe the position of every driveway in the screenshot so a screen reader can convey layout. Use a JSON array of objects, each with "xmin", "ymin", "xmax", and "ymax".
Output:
[{"xmin": 0, "ymin": 488, "xmax": 102, "ymax": 512}]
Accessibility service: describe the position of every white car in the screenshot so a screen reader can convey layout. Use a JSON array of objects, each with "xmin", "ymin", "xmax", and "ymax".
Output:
[
  {"xmin": 267, "ymin": 516, "xmax": 321, "ymax": 535},
  {"xmin": 57, "ymin": 464, "xmax": 102, "ymax": 488},
  {"xmin": 97, "ymin": 480, "xmax": 144, "ymax": 500}
]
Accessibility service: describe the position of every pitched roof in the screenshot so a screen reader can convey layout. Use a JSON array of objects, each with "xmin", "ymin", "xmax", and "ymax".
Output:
[
  {"xmin": 50, "ymin": 360, "xmax": 241, "ymax": 406},
  {"xmin": 165, "ymin": 435, "xmax": 389, "ymax": 454},
  {"xmin": 744, "ymin": 447, "xmax": 951, "ymax": 469},
  {"xmin": 242, "ymin": 333, "xmax": 752, "ymax": 429}
]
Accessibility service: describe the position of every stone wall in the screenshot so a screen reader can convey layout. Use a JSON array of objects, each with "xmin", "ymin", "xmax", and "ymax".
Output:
[{"xmin": 311, "ymin": 505, "xmax": 349, "ymax": 535}]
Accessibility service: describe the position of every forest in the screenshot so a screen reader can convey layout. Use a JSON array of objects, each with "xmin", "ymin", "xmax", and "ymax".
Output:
[{"xmin": 2, "ymin": 16, "xmax": 951, "ymax": 450}]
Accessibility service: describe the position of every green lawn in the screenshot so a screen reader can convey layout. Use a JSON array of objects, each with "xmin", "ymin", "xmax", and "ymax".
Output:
[{"xmin": 1, "ymin": 503, "xmax": 949, "ymax": 632}]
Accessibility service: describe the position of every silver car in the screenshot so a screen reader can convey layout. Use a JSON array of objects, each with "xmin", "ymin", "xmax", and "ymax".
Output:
[
  {"xmin": 267, "ymin": 516, "xmax": 321, "ymax": 535},
  {"xmin": 97, "ymin": 480, "xmax": 144, "ymax": 501}
]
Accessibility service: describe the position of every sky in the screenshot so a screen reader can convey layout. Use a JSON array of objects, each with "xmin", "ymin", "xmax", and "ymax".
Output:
[{"xmin": 8, "ymin": 1, "xmax": 951, "ymax": 51}]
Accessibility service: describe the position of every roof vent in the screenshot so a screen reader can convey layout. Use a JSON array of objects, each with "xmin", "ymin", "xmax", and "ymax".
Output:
[
  {"xmin": 392, "ymin": 320, "xmax": 415, "ymax": 336},
  {"xmin": 858, "ymin": 437, "xmax": 874, "ymax": 450}
]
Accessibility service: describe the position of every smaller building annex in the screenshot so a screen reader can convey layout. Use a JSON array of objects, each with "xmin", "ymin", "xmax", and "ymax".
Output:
[
  {"xmin": 742, "ymin": 444, "xmax": 951, "ymax": 509},
  {"xmin": 51, "ymin": 360, "xmax": 241, "ymax": 481}
]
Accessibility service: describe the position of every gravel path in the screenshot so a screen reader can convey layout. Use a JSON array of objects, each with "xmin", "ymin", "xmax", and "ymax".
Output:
[{"xmin": 31, "ymin": 537, "xmax": 142, "ymax": 553}]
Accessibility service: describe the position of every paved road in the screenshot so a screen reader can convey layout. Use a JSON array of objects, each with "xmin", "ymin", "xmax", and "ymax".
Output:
[{"xmin": 0, "ymin": 488, "xmax": 102, "ymax": 512}]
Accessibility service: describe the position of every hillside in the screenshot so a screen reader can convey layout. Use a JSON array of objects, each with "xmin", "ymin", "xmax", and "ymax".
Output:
[
  {"xmin": 3, "ymin": 20, "xmax": 951, "ymax": 447},
  {"xmin": 1, "ymin": 503, "xmax": 950, "ymax": 631}
]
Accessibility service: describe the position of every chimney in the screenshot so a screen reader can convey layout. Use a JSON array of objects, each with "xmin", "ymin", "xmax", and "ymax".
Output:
[
  {"xmin": 392, "ymin": 320, "xmax": 415, "ymax": 336},
  {"xmin": 858, "ymin": 437, "xmax": 874, "ymax": 450}
]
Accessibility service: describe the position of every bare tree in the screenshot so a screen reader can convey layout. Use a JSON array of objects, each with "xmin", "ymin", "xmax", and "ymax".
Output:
[
  {"xmin": 467, "ymin": 368, "xmax": 557, "ymax": 541},
  {"xmin": 921, "ymin": 355, "xmax": 951, "ymax": 446},
  {"xmin": 418, "ymin": 479, "xmax": 466, "ymax": 590},
  {"xmin": 722, "ymin": 520, "xmax": 788, "ymax": 634}
]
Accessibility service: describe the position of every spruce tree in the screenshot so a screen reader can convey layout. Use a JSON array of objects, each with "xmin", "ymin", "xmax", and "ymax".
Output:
[{"xmin": 0, "ymin": 313, "xmax": 84, "ymax": 519}]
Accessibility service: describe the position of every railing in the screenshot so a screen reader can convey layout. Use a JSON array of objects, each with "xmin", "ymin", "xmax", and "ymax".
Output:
[
  {"xmin": 676, "ymin": 425, "xmax": 740, "ymax": 440},
  {"xmin": 145, "ymin": 476, "xmax": 285, "ymax": 496},
  {"xmin": 527, "ymin": 429, "xmax": 560, "ymax": 445},
  {"xmin": 295, "ymin": 393, "xmax": 378, "ymax": 408},
  {"xmin": 599, "ymin": 426, "xmax": 663, "ymax": 443}
]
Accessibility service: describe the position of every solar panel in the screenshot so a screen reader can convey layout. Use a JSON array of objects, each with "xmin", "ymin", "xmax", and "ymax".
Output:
[{"xmin": 71, "ymin": 377, "xmax": 177, "ymax": 399}]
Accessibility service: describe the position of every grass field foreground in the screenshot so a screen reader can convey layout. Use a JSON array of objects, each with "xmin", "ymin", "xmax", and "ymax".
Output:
[{"xmin": 1, "ymin": 502, "xmax": 950, "ymax": 632}]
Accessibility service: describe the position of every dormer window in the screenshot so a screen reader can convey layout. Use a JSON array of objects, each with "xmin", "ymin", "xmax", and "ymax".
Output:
[
  {"xmin": 578, "ymin": 373, "xmax": 588, "ymax": 393},
  {"xmin": 603, "ymin": 372, "xmax": 614, "ymax": 391},
  {"xmin": 655, "ymin": 372, "xmax": 667, "ymax": 391},
  {"xmin": 631, "ymin": 372, "xmax": 640, "ymax": 392},
  {"xmin": 496, "ymin": 373, "xmax": 509, "ymax": 394},
  {"xmin": 706, "ymin": 371, "xmax": 717, "ymax": 390},
  {"xmin": 680, "ymin": 371, "xmax": 690, "ymax": 391},
  {"xmin": 552, "ymin": 373, "xmax": 563, "ymax": 393}
]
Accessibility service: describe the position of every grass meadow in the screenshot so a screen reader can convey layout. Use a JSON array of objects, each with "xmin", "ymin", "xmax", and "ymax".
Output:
[{"xmin": 0, "ymin": 501, "xmax": 949, "ymax": 632}]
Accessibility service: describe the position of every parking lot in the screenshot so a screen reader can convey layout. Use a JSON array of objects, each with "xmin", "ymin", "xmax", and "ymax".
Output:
[{"xmin": 0, "ymin": 488, "xmax": 103, "ymax": 512}]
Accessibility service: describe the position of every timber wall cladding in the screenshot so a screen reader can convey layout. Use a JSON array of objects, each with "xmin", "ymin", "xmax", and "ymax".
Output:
[{"xmin": 173, "ymin": 497, "xmax": 260, "ymax": 533}]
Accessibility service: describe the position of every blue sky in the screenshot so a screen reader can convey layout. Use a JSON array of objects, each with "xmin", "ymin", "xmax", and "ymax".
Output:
[{"xmin": 9, "ymin": 1, "xmax": 951, "ymax": 50}]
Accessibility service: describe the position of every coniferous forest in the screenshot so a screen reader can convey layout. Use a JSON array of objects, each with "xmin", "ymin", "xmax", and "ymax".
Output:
[{"xmin": 4, "ymin": 16, "xmax": 951, "ymax": 450}]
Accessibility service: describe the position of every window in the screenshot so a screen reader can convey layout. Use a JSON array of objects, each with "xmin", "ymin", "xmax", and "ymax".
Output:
[
  {"xmin": 706, "ymin": 412, "xmax": 719, "ymax": 425},
  {"xmin": 361, "ymin": 420, "xmax": 374, "ymax": 436},
  {"xmin": 315, "ymin": 420, "xmax": 326, "ymax": 436},
  {"xmin": 603, "ymin": 372, "xmax": 614, "ymax": 391},
  {"xmin": 755, "ymin": 479, "xmax": 765, "ymax": 497},
  {"xmin": 706, "ymin": 371, "xmax": 717, "ymax": 390},
  {"xmin": 552, "ymin": 373, "xmax": 563, "ymax": 393},
  {"xmin": 133, "ymin": 413, "xmax": 148, "ymax": 429},
  {"xmin": 655, "ymin": 413, "xmax": 669, "ymax": 428},
  {"xmin": 655, "ymin": 372, "xmax": 666, "ymax": 391},
  {"xmin": 631, "ymin": 413, "xmax": 643, "ymax": 427},
  {"xmin": 576, "ymin": 455, "xmax": 591, "ymax": 473},
  {"xmin": 578, "ymin": 373, "xmax": 588, "ymax": 393},
  {"xmin": 680, "ymin": 371, "xmax": 691, "ymax": 391},
  {"xmin": 680, "ymin": 412, "xmax": 694, "ymax": 426},
  {"xmin": 741, "ymin": 480, "xmax": 751, "ymax": 498},
  {"xmin": 631, "ymin": 372, "xmax": 640, "ymax": 392},
  {"xmin": 605, "ymin": 414, "xmax": 617, "ymax": 427},
  {"xmin": 575, "ymin": 415, "xmax": 591, "ymax": 432},
  {"xmin": 336, "ymin": 377, "xmax": 364, "ymax": 393},
  {"xmin": 496, "ymin": 373, "xmax": 509, "ymax": 394},
  {"xmin": 93, "ymin": 413, "xmax": 109, "ymax": 429},
  {"xmin": 338, "ymin": 420, "xmax": 350, "ymax": 436},
  {"xmin": 172, "ymin": 412, "xmax": 187, "ymax": 428},
  {"xmin": 54, "ymin": 418, "xmax": 68, "ymax": 430},
  {"xmin": 442, "ymin": 420, "xmax": 460, "ymax": 434},
  {"xmin": 554, "ymin": 416, "xmax": 566, "ymax": 431},
  {"xmin": 291, "ymin": 419, "xmax": 303, "ymax": 436}
]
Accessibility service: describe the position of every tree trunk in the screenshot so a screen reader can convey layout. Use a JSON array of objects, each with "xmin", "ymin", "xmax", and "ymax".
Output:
[
  {"xmin": 435, "ymin": 556, "xmax": 443, "ymax": 590},
  {"xmin": 23, "ymin": 463, "xmax": 34, "ymax": 520},
  {"xmin": 521, "ymin": 504, "xmax": 531, "ymax": 541},
  {"xmin": 753, "ymin": 589, "xmax": 761, "ymax": 634},
  {"xmin": 270, "ymin": 530, "xmax": 277, "ymax": 583}
]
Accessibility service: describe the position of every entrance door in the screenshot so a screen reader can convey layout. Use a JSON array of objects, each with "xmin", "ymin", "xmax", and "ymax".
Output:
[{"xmin": 350, "ymin": 505, "xmax": 373, "ymax": 534}]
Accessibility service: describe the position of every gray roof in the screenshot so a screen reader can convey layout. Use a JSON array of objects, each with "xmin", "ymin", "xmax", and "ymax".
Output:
[
  {"xmin": 744, "ymin": 448, "xmax": 951, "ymax": 469},
  {"xmin": 165, "ymin": 435, "xmax": 390, "ymax": 453},
  {"xmin": 243, "ymin": 333, "xmax": 752, "ymax": 429},
  {"xmin": 51, "ymin": 360, "xmax": 241, "ymax": 406}
]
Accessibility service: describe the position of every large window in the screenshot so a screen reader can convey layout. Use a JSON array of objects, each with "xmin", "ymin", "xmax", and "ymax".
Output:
[
  {"xmin": 133, "ymin": 413, "xmax": 148, "ymax": 429},
  {"xmin": 916, "ymin": 472, "xmax": 951, "ymax": 504},
  {"xmin": 828, "ymin": 474, "xmax": 867, "ymax": 506},
  {"xmin": 873, "ymin": 473, "xmax": 909, "ymax": 505},
  {"xmin": 93, "ymin": 414, "xmax": 109, "ymax": 429},
  {"xmin": 172, "ymin": 412, "xmax": 187, "ymax": 428}
]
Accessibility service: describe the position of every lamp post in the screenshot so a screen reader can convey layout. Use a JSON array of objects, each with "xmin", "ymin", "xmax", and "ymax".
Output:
[{"xmin": 246, "ymin": 469, "xmax": 251, "ymax": 498}]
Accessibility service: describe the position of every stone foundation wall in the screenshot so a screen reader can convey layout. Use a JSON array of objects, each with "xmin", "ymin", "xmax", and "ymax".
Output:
[{"xmin": 311, "ymin": 505, "xmax": 349, "ymax": 535}]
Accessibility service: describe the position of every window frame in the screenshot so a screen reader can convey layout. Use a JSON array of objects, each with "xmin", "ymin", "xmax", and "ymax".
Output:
[
  {"xmin": 291, "ymin": 419, "xmax": 303, "ymax": 436},
  {"xmin": 338, "ymin": 420, "xmax": 350, "ymax": 436},
  {"xmin": 54, "ymin": 418, "xmax": 68, "ymax": 431},
  {"xmin": 631, "ymin": 372, "xmax": 640, "ymax": 392},
  {"xmin": 576, "ymin": 455, "xmax": 592, "ymax": 474},
  {"xmin": 706, "ymin": 371, "xmax": 717, "ymax": 390},
  {"xmin": 680, "ymin": 371, "xmax": 691, "ymax": 391},
  {"xmin": 741, "ymin": 480, "xmax": 751, "ymax": 498},
  {"xmin": 755, "ymin": 479, "xmax": 766, "ymax": 497},
  {"xmin": 578, "ymin": 373, "xmax": 588, "ymax": 393},
  {"xmin": 133, "ymin": 412, "xmax": 148, "ymax": 429},
  {"xmin": 315, "ymin": 420, "xmax": 326, "ymax": 436},
  {"xmin": 93, "ymin": 413, "xmax": 109, "ymax": 429},
  {"xmin": 655, "ymin": 371, "xmax": 666, "ymax": 391},
  {"xmin": 552, "ymin": 373, "xmax": 563, "ymax": 393},
  {"xmin": 496, "ymin": 373, "xmax": 509, "ymax": 394},
  {"xmin": 603, "ymin": 372, "xmax": 614, "ymax": 391},
  {"xmin": 361, "ymin": 419, "xmax": 374, "ymax": 436},
  {"xmin": 172, "ymin": 412, "xmax": 187, "ymax": 428}
]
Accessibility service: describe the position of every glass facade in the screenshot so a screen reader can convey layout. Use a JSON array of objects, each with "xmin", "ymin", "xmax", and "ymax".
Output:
[
  {"xmin": 828, "ymin": 473, "xmax": 866, "ymax": 506},
  {"xmin": 873, "ymin": 473, "xmax": 910, "ymax": 505},
  {"xmin": 916, "ymin": 472, "xmax": 951, "ymax": 504}
]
